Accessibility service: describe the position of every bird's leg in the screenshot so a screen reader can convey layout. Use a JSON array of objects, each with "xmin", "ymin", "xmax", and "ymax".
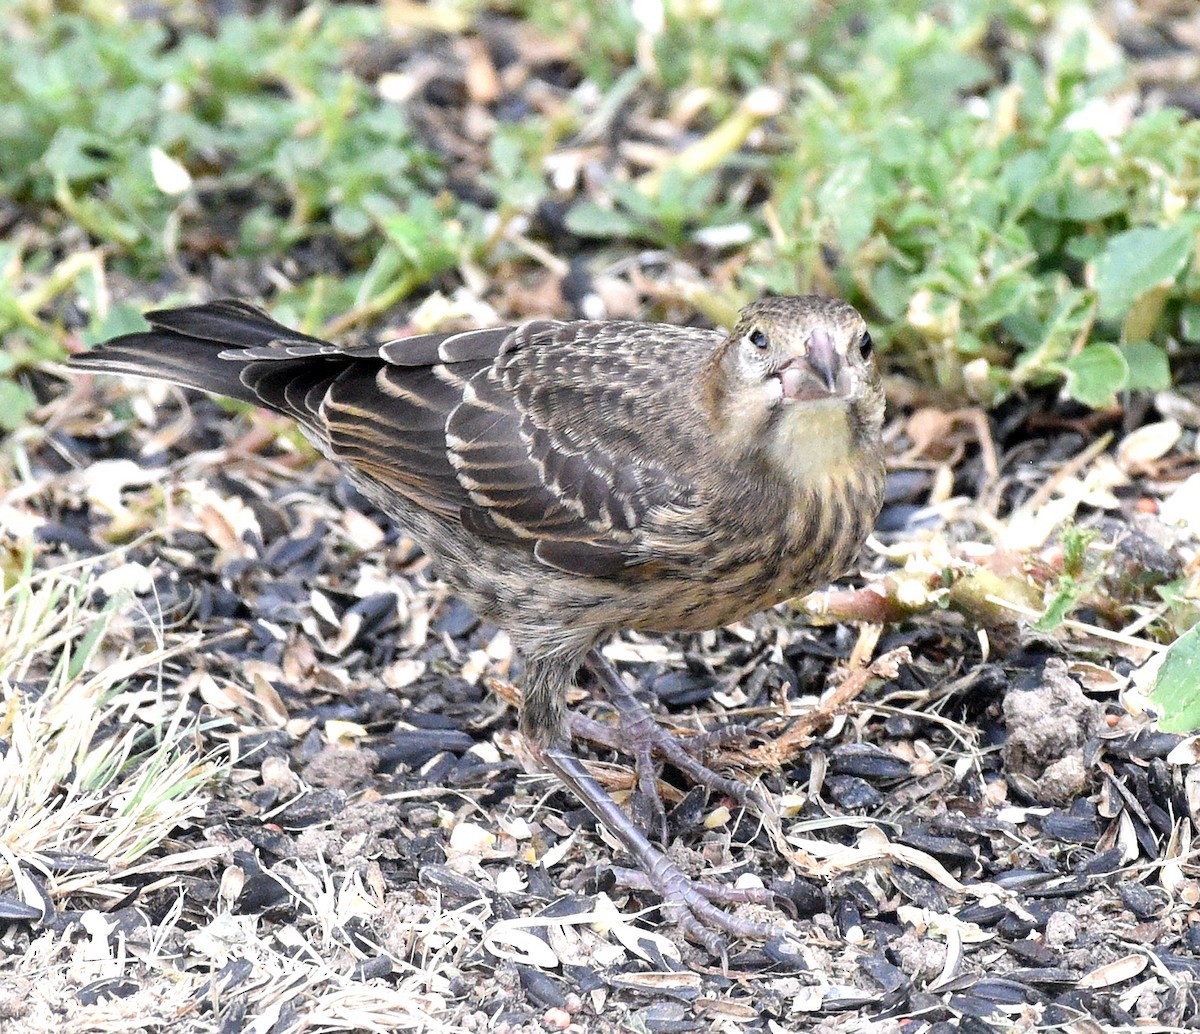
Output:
[
  {"xmin": 540, "ymin": 743, "xmax": 782, "ymax": 957},
  {"xmin": 521, "ymin": 654, "xmax": 782, "ymax": 955},
  {"xmin": 581, "ymin": 649, "xmax": 771, "ymax": 842}
]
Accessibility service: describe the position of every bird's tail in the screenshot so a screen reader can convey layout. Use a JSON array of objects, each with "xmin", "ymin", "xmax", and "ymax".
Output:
[{"xmin": 69, "ymin": 300, "xmax": 330, "ymax": 405}]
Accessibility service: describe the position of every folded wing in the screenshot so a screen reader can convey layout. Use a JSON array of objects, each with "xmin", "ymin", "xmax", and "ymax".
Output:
[{"xmin": 73, "ymin": 302, "xmax": 713, "ymax": 578}]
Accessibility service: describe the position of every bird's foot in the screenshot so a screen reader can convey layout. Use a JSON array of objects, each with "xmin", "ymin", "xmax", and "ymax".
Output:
[
  {"xmin": 541, "ymin": 743, "xmax": 789, "ymax": 959},
  {"xmin": 578, "ymin": 649, "xmax": 770, "ymax": 843}
]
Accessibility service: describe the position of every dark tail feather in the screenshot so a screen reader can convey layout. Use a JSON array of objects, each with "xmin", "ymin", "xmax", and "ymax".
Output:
[
  {"xmin": 144, "ymin": 299, "xmax": 329, "ymax": 350},
  {"xmin": 71, "ymin": 330, "xmax": 262, "ymax": 403},
  {"xmin": 68, "ymin": 300, "xmax": 330, "ymax": 406}
]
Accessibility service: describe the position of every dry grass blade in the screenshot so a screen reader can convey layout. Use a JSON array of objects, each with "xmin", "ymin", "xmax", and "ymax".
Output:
[
  {"xmin": 0, "ymin": 557, "xmax": 472, "ymax": 1032},
  {"xmin": 0, "ymin": 557, "xmax": 227, "ymax": 908}
]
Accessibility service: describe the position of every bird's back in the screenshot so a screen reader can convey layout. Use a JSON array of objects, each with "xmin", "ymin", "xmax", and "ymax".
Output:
[{"xmin": 72, "ymin": 302, "xmax": 733, "ymax": 581}]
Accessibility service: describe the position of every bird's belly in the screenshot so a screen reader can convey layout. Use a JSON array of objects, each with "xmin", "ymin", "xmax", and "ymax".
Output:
[
  {"xmin": 352, "ymin": 460, "xmax": 882, "ymax": 646},
  {"xmin": 621, "ymin": 547, "xmax": 832, "ymax": 633}
]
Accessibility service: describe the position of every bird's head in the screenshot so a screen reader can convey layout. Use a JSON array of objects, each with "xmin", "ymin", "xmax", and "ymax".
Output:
[{"xmin": 703, "ymin": 295, "xmax": 884, "ymax": 484}]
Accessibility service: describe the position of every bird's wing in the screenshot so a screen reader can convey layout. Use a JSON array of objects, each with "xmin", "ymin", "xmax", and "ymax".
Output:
[
  {"xmin": 441, "ymin": 320, "xmax": 719, "ymax": 577},
  {"xmin": 323, "ymin": 319, "xmax": 721, "ymax": 577},
  {"xmin": 77, "ymin": 301, "xmax": 720, "ymax": 579},
  {"xmin": 239, "ymin": 321, "xmax": 515, "ymax": 523},
  {"xmin": 78, "ymin": 300, "xmax": 492, "ymax": 522}
]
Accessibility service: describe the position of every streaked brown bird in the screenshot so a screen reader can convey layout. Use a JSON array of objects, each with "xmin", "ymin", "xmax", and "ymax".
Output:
[{"xmin": 71, "ymin": 295, "xmax": 885, "ymax": 953}]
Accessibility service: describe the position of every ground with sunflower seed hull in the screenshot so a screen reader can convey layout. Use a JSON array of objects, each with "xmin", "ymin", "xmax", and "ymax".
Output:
[
  {"xmin": 3, "ymin": 2, "xmax": 1200, "ymax": 1031},
  {"xmin": 11, "ymin": 360, "xmax": 1195, "ymax": 1033}
]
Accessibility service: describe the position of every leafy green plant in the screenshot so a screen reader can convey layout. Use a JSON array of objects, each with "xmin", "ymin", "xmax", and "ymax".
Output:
[
  {"xmin": 566, "ymin": 170, "xmax": 746, "ymax": 249},
  {"xmin": 516, "ymin": 0, "xmax": 1199, "ymax": 408},
  {"xmin": 1148, "ymin": 622, "xmax": 1200, "ymax": 733},
  {"xmin": 0, "ymin": 6, "xmax": 450, "ymax": 355},
  {"xmin": 4, "ymin": 0, "xmax": 1199, "ymax": 417},
  {"xmin": 748, "ymin": 10, "xmax": 1198, "ymax": 407}
]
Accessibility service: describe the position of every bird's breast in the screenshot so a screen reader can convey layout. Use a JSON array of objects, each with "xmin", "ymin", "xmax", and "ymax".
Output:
[{"xmin": 624, "ymin": 452, "xmax": 884, "ymax": 634}]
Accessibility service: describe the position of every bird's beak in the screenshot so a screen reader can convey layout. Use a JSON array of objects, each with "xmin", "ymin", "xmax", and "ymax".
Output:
[{"xmin": 778, "ymin": 328, "xmax": 844, "ymax": 402}]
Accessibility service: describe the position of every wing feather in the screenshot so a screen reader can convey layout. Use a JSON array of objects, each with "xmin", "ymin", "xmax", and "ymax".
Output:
[
  {"xmin": 77, "ymin": 299, "xmax": 720, "ymax": 581},
  {"xmin": 438, "ymin": 321, "xmax": 717, "ymax": 576}
]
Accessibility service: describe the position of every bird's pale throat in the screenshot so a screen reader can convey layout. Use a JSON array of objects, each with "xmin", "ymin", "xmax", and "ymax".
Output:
[{"xmin": 768, "ymin": 400, "xmax": 856, "ymax": 487}]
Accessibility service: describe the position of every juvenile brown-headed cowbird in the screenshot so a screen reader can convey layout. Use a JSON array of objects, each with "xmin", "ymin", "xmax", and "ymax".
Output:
[{"xmin": 71, "ymin": 296, "xmax": 885, "ymax": 953}]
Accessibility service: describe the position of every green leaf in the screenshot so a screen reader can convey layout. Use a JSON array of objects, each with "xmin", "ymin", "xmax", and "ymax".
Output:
[
  {"xmin": 1093, "ymin": 226, "xmax": 1193, "ymax": 322},
  {"xmin": 818, "ymin": 158, "xmax": 874, "ymax": 253},
  {"xmin": 332, "ymin": 204, "xmax": 371, "ymax": 238},
  {"xmin": 68, "ymin": 594, "xmax": 122, "ymax": 681},
  {"xmin": 1060, "ymin": 524, "xmax": 1097, "ymax": 579},
  {"xmin": 868, "ymin": 263, "xmax": 910, "ymax": 322},
  {"xmin": 1148, "ymin": 622, "xmax": 1200, "ymax": 733},
  {"xmin": 1033, "ymin": 576, "xmax": 1079, "ymax": 633},
  {"xmin": 1033, "ymin": 181, "xmax": 1125, "ymax": 222},
  {"xmin": 1179, "ymin": 302, "xmax": 1200, "ymax": 343},
  {"xmin": 86, "ymin": 303, "xmax": 149, "ymax": 346},
  {"xmin": 41, "ymin": 127, "xmax": 113, "ymax": 183},
  {"xmin": 1061, "ymin": 343, "xmax": 1128, "ymax": 409},
  {"xmin": 1000, "ymin": 151, "xmax": 1053, "ymax": 221},
  {"xmin": 564, "ymin": 203, "xmax": 641, "ymax": 239},
  {"xmin": 1119, "ymin": 341, "xmax": 1171, "ymax": 392},
  {"xmin": 0, "ymin": 380, "xmax": 36, "ymax": 432}
]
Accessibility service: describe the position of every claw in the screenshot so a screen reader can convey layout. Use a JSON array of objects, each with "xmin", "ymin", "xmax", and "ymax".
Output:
[
  {"xmin": 579, "ymin": 649, "xmax": 772, "ymax": 839},
  {"xmin": 540, "ymin": 742, "xmax": 790, "ymax": 955},
  {"xmin": 535, "ymin": 648, "xmax": 793, "ymax": 955}
]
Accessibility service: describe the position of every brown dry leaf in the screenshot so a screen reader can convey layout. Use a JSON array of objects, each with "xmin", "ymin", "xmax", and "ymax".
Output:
[
  {"xmin": 464, "ymin": 36, "xmax": 500, "ymax": 104},
  {"xmin": 383, "ymin": 0, "xmax": 471, "ymax": 33},
  {"xmin": 330, "ymin": 609, "xmax": 366, "ymax": 655},
  {"xmin": 903, "ymin": 408, "xmax": 963, "ymax": 464},
  {"xmin": 1068, "ymin": 660, "xmax": 1128, "ymax": 694},
  {"xmin": 249, "ymin": 671, "xmax": 289, "ymax": 725},
  {"xmin": 786, "ymin": 825, "xmax": 980, "ymax": 895},
  {"xmin": 193, "ymin": 488, "xmax": 258, "ymax": 557},
  {"xmin": 486, "ymin": 675, "xmax": 522, "ymax": 711},
  {"xmin": 697, "ymin": 998, "xmax": 759, "ymax": 1020},
  {"xmin": 1001, "ymin": 436, "xmax": 1124, "ymax": 549},
  {"xmin": 195, "ymin": 671, "xmax": 243, "ymax": 712},
  {"xmin": 282, "ymin": 636, "xmax": 319, "ymax": 684},
  {"xmin": 70, "ymin": 458, "xmax": 160, "ymax": 517}
]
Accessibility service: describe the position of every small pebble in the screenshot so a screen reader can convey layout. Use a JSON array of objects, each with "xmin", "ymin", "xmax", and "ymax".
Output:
[{"xmin": 1045, "ymin": 910, "xmax": 1078, "ymax": 948}]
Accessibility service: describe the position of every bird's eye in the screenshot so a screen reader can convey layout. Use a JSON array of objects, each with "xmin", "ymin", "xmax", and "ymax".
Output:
[
  {"xmin": 859, "ymin": 332, "xmax": 873, "ymax": 359},
  {"xmin": 748, "ymin": 328, "xmax": 769, "ymax": 350}
]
